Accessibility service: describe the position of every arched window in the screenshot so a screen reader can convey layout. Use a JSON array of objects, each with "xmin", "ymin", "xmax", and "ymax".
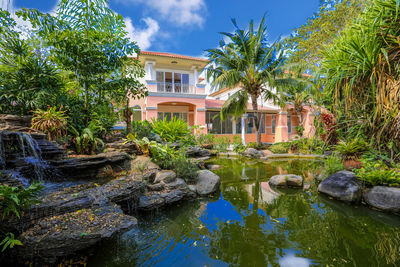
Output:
[{"xmin": 132, "ymin": 105, "xmax": 142, "ymax": 122}]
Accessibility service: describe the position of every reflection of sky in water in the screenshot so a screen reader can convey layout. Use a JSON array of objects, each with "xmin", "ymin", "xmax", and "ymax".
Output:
[{"xmin": 279, "ymin": 254, "xmax": 311, "ymax": 267}]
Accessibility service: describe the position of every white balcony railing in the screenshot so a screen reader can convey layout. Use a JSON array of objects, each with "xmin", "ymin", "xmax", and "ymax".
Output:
[{"xmin": 157, "ymin": 82, "xmax": 194, "ymax": 94}]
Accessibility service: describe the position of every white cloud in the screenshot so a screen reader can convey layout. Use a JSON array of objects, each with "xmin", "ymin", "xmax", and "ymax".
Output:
[
  {"xmin": 118, "ymin": 0, "xmax": 206, "ymax": 27},
  {"xmin": 124, "ymin": 17, "xmax": 159, "ymax": 50}
]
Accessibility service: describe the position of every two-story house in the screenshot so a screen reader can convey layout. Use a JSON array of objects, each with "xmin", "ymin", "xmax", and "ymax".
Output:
[{"xmin": 129, "ymin": 51, "xmax": 316, "ymax": 144}]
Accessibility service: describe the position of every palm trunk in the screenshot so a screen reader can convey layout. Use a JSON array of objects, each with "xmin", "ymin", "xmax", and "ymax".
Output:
[{"xmin": 251, "ymin": 94, "xmax": 262, "ymax": 146}]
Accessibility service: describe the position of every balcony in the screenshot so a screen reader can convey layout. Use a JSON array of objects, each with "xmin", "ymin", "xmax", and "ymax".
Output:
[{"xmin": 157, "ymin": 82, "xmax": 195, "ymax": 94}]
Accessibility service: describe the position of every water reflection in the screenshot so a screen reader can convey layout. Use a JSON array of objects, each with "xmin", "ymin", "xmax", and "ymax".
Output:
[{"xmin": 88, "ymin": 158, "xmax": 400, "ymax": 267}]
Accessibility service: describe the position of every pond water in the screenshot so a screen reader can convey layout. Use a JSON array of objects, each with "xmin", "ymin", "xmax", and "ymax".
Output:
[{"xmin": 87, "ymin": 158, "xmax": 400, "ymax": 267}]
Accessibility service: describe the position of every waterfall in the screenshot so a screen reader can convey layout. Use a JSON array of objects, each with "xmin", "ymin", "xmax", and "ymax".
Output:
[
  {"xmin": 16, "ymin": 132, "xmax": 26, "ymax": 157},
  {"xmin": 22, "ymin": 133, "xmax": 48, "ymax": 180}
]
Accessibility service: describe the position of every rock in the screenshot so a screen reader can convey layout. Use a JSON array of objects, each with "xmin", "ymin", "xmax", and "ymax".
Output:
[
  {"xmin": 0, "ymin": 172, "xmax": 24, "ymax": 187},
  {"xmin": 187, "ymin": 146, "xmax": 211, "ymax": 158},
  {"xmin": 15, "ymin": 205, "xmax": 137, "ymax": 264},
  {"xmin": 269, "ymin": 174, "xmax": 303, "ymax": 188},
  {"xmin": 188, "ymin": 184, "xmax": 197, "ymax": 193},
  {"xmin": 191, "ymin": 156, "xmax": 211, "ymax": 169},
  {"xmin": 105, "ymin": 140, "xmax": 140, "ymax": 155},
  {"xmin": 154, "ymin": 170, "xmax": 177, "ymax": 184},
  {"xmin": 149, "ymin": 134, "xmax": 162, "ymax": 143},
  {"xmin": 261, "ymin": 150, "xmax": 273, "ymax": 156},
  {"xmin": 206, "ymin": 164, "xmax": 221, "ymax": 170},
  {"xmin": 51, "ymin": 152, "xmax": 131, "ymax": 180},
  {"xmin": 147, "ymin": 183, "xmax": 165, "ymax": 191},
  {"xmin": 243, "ymin": 148, "xmax": 264, "ymax": 158},
  {"xmin": 201, "ymin": 144, "xmax": 213, "ymax": 149},
  {"xmin": 317, "ymin": 171, "xmax": 362, "ymax": 203},
  {"xmin": 195, "ymin": 170, "xmax": 220, "ymax": 196},
  {"xmin": 131, "ymin": 155, "xmax": 160, "ymax": 172},
  {"xmin": 364, "ymin": 186, "xmax": 400, "ymax": 213},
  {"xmin": 0, "ymin": 114, "xmax": 32, "ymax": 131}
]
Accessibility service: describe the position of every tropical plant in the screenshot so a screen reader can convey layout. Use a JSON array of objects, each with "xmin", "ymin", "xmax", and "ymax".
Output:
[
  {"xmin": 151, "ymin": 118, "xmax": 194, "ymax": 145},
  {"xmin": 196, "ymin": 133, "xmax": 216, "ymax": 148},
  {"xmin": 232, "ymin": 135, "xmax": 245, "ymax": 153},
  {"xmin": 0, "ymin": 182, "xmax": 43, "ymax": 219},
  {"xmin": 0, "ymin": 233, "xmax": 22, "ymax": 252},
  {"xmin": 321, "ymin": 0, "xmax": 400, "ymax": 160},
  {"xmin": 206, "ymin": 15, "xmax": 286, "ymax": 145},
  {"xmin": 214, "ymin": 136, "xmax": 231, "ymax": 152},
  {"xmin": 270, "ymin": 142, "xmax": 291, "ymax": 154},
  {"xmin": 335, "ymin": 139, "xmax": 368, "ymax": 160},
  {"xmin": 70, "ymin": 126, "xmax": 104, "ymax": 155},
  {"xmin": 324, "ymin": 153, "xmax": 345, "ymax": 176},
  {"xmin": 31, "ymin": 106, "xmax": 69, "ymax": 141},
  {"xmin": 355, "ymin": 159, "xmax": 400, "ymax": 186},
  {"xmin": 131, "ymin": 120, "xmax": 154, "ymax": 140}
]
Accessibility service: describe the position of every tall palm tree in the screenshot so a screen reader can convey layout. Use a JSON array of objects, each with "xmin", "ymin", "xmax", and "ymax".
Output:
[{"xmin": 206, "ymin": 15, "xmax": 286, "ymax": 145}]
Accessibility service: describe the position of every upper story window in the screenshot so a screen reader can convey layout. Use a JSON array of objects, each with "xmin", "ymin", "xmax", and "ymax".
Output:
[{"xmin": 156, "ymin": 71, "xmax": 190, "ymax": 93}]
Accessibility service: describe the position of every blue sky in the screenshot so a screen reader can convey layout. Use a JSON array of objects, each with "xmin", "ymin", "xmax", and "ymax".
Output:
[{"xmin": 10, "ymin": 0, "xmax": 320, "ymax": 57}]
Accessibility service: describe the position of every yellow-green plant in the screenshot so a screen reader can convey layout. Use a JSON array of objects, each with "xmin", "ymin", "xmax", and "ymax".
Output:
[
  {"xmin": 31, "ymin": 106, "xmax": 68, "ymax": 141},
  {"xmin": 355, "ymin": 159, "xmax": 400, "ymax": 186},
  {"xmin": 151, "ymin": 118, "xmax": 194, "ymax": 145},
  {"xmin": 335, "ymin": 139, "xmax": 368, "ymax": 160},
  {"xmin": 70, "ymin": 127, "xmax": 104, "ymax": 155}
]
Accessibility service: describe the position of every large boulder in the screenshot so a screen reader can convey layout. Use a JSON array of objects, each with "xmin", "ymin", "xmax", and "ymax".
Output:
[
  {"xmin": 269, "ymin": 174, "xmax": 303, "ymax": 188},
  {"xmin": 317, "ymin": 171, "xmax": 362, "ymax": 203},
  {"xmin": 187, "ymin": 146, "xmax": 211, "ymax": 158},
  {"xmin": 15, "ymin": 205, "xmax": 136, "ymax": 264},
  {"xmin": 243, "ymin": 148, "xmax": 264, "ymax": 158},
  {"xmin": 364, "ymin": 186, "xmax": 400, "ymax": 213},
  {"xmin": 154, "ymin": 170, "xmax": 177, "ymax": 184},
  {"xmin": 195, "ymin": 170, "xmax": 221, "ymax": 196}
]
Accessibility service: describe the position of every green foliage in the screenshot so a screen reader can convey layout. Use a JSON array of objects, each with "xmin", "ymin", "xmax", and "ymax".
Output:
[
  {"xmin": 270, "ymin": 142, "xmax": 291, "ymax": 154},
  {"xmin": 126, "ymin": 136, "xmax": 199, "ymax": 183},
  {"xmin": 70, "ymin": 126, "xmax": 104, "ymax": 155},
  {"xmin": 232, "ymin": 135, "xmax": 245, "ymax": 153},
  {"xmin": 324, "ymin": 154, "xmax": 345, "ymax": 176},
  {"xmin": 246, "ymin": 142, "xmax": 259, "ymax": 149},
  {"xmin": 196, "ymin": 133, "xmax": 216, "ymax": 148},
  {"xmin": 290, "ymin": 138, "xmax": 324, "ymax": 154},
  {"xmin": 335, "ymin": 139, "xmax": 368, "ymax": 160},
  {"xmin": 214, "ymin": 136, "xmax": 231, "ymax": 152},
  {"xmin": 321, "ymin": 0, "xmax": 400, "ymax": 159},
  {"xmin": 31, "ymin": 106, "xmax": 69, "ymax": 141},
  {"xmin": 131, "ymin": 120, "xmax": 154, "ymax": 140},
  {"xmin": 206, "ymin": 15, "xmax": 285, "ymax": 145},
  {"xmin": 0, "ymin": 182, "xmax": 43, "ymax": 220},
  {"xmin": 151, "ymin": 118, "xmax": 195, "ymax": 145},
  {"xmin": 1, "ymin": 233, "xmax": 22, "ymax": 252},
  {"xmin": 295, "ymin": 125, "xmax": 305, "ymax": 137},
  {"xmin": 355, "ymin": 159, "xmax": 400, "ymax": 186}
]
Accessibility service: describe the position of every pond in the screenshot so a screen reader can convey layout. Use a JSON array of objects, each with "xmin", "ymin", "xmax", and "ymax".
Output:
[{"xmin": 87, "ymin": 158, "xmax": 400, "ymax": 266}]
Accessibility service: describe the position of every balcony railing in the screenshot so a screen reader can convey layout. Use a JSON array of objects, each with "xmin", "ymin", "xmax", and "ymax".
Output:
[{"xmin": 157, "ymin": 82, "xmax": 194, "ymax": 94}]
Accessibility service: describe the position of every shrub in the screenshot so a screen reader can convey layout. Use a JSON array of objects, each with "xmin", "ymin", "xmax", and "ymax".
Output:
[
  {"xmin": 196, "ymin": 133, "xmax": 216, "ymax": 148},
  {"xmin": 31, "ymin": 106, "xmax": 69, "ymax": 141},
  {"xmin": 270, "ymin": 142, "xmax": 291, "ymax": 154},
  {"xmin": 336, "ymin": 138, "xmax": 368, "ymax": 160},
  {"xmin": 290, "ymin": 138, "xmax": 324, "ymax": 154},
  {"xmin": 70, "ymin": 127, "xmax": 104, "ymax": 155},
  {"xmin": 232, "ymin": 135, "xmax": 245, "ymax": 153},
  {"xmin": 151, "ymin": 118, "xmax": 195, "ymax": 145},
  {"xmin": 132, "ymin": 120, "xmax": 154, "ymax": 139},
  {"xmin": 246, "ymin": 142, "xmax": 259, "ymax": 149},
  {"xmin": 214, "ymin": 136, "xmax": 231, "ymax": 152},
  {"xmin": 355, "ymin": 159, "xmax": 400, "ymax": 186},
  {"xmin": 324, "ymin": 154, "xmax": 345, "ymax": 176}
]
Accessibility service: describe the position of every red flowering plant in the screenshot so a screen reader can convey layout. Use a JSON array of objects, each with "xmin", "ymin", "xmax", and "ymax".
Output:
[{"xmin": 320, "ymin": 112, "xmax": 338, "ymax": 146}]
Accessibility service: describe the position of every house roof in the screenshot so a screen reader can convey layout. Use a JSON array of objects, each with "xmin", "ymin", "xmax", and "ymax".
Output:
[{"xmin": 140, "ymin": 51, "xmax": 210, "ymax": 63}]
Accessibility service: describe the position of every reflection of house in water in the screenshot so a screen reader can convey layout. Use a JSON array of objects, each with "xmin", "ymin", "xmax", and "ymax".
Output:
[{"xmin": 245, "ymin": 182, "xmax": 280, "ymax": 206}]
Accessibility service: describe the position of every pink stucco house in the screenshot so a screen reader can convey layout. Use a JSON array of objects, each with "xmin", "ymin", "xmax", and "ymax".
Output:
[{"xmin": 129, "ymin": 51, "xmax": 315, "ymax": 144}]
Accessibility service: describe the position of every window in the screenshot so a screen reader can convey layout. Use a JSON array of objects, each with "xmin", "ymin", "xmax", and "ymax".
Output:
[
  {"xmin": 272, "ymin": 115, "xmax": 276, "ymax": 134},
  {"xmin": 206, "ymin": 111, "xmax": 233, "ymax": 134},
  {"xmin": 156, "ymin": 71, "xmax": 189, "ymax": 93},
  {"xmin": 246, "ymin": 113, "xmax": 266, "ymax": 134},
  {"xmin": 132, "ymin": 105, "xmax": 142, "ymax": 122},
  {"xmin": 158, "ymin": 112, "xmax": 188, "ymax": 122},
  {"xmin": 288, "ymin": 115, "xmax": 292, "ymax": 133}
]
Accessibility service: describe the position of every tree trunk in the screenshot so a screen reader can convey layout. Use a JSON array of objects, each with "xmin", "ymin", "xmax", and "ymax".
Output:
[
  {"xmin": 124, "ymin": 99, "xmax": 133, "ymax": 134},
  {"xmin": 251, "ymin": 94, "xmax": 262, "ymax": 146}
]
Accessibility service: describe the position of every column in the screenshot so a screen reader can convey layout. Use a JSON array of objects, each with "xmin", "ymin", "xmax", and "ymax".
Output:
[
  {"xmin": 275, "ymin": 111, "xmax": 289, "ymax": 142},
  {"xmin": 241, "ymin": 114, "xmax": 247, "ymax": 145},
  {"xmin": 145, "ymin": 61, "xmax": 155, "ymax": 80},
  {"xmin": 303, "ymin": 112, "xmax": 315, "ymax": 138}
]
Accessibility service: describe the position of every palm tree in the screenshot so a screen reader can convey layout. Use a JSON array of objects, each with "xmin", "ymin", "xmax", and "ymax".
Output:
[{"xmin": 206, "ymin": 15, "xmax": 286, "ymax": 145}]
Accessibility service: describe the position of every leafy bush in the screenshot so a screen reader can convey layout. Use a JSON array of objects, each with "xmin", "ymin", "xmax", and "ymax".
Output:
[
  {"xmin": 0, "ymin": 182, "xmax": 43, "ymax": 219},
  {"xmin": 270, "ymin": 142, "xmax": 291, "ymax": 154},
  {"xmin": 336, "ymin": 139, "xmax": 368, "ymax": 160},
  {"xmin": 290, "ymin": 138, "xmax": 324, "ymax": 154},
  {"xmin": 151, "ymin": 118, "xmax": 195, "ymax": 145},
  {"xmin": 355, "ymin": 159, "xmax": 400, "ymax": 186},
  {"xmin": 324, "ymin": 154, "xmax": 345, "ymax": 176},
  {"xmin": 196, "ymin": 133, "xmax": 216, "ymax": 148},
  {"xmin": 246, "ymin": 142, "xmax": 259, "ymax": 149},
  {"xmin": 126, "ymin": 136, "xmax": 199, "ymax": 183},
  {"xmin": 31, "ymin": 106, "xmax": 69, "ymax": 141},
  {"xmin": 215, "ymin": 136, "xmax": 231, "ymax": 152},
  {"xmin": 132, "ymin": 120, "xmax": 154, "ymax": 139},
  {"xmin": 232, "ymin": 135, "xmax": 245, "ymax": 153},
  {"xmin": 70, "ymin": 127, "xmax": 104, "ymax": 155}
]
